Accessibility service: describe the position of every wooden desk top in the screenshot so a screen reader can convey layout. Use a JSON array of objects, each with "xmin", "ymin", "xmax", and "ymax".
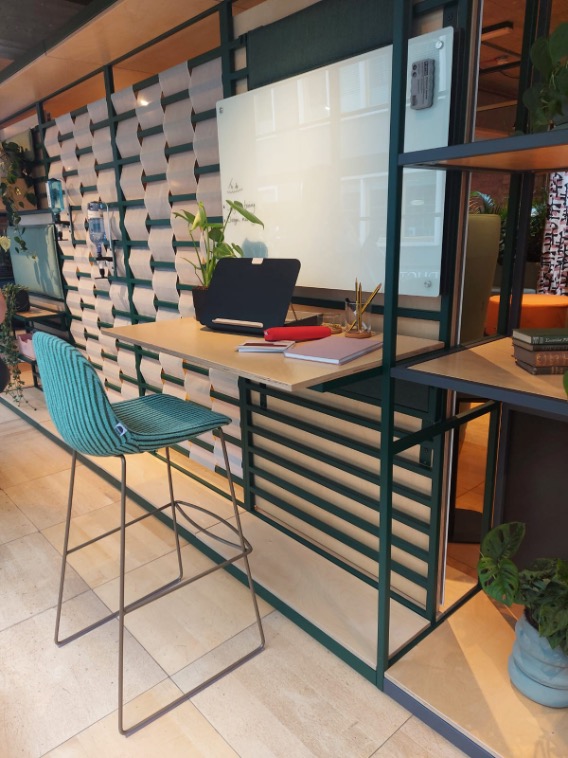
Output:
[{"xmin": 104, "ymin": 318, "xmax": 443, "ymax": 393}]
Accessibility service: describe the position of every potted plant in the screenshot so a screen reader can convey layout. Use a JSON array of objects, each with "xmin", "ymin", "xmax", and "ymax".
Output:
[
  {"xmin": 471, "ymin": 190, "xmax": 549, "ymax": 290},
  {"xmin": 0, "ymin": 140, "xmax": 37, "ymax": 255},
  {"xmin": 174, "ymin": 200, "xmax": 263, "ymax": 321},
  {"xmin": 478, "ymin": 521, "xmax": 568, "ymax": 707},
  {"xmin": 523, "ymin": 21, "xmax": 568, "ymax": 132}
]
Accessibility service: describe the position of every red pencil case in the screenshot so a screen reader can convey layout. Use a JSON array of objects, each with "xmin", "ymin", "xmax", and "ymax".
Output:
[{"xmin": 264, "ymin": 326, "xmax": 332, "ymax": 341}]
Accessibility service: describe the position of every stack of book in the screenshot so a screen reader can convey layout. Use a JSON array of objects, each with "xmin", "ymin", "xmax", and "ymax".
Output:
[{"xmin": 512, "ymin": 327, "xmax": 568, "ymax": 374}]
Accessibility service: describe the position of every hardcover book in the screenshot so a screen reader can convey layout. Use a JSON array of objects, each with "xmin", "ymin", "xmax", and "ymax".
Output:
[
  {"xmin": 511, "ymin": 338, "xmax": 568, "ymax": 352},
  {"xmin": 515, "ymin": 359, "xmax": 568, "ymax": 375},
  {"xmin": 512, "ymin": 327, "xmax": 568, "ymax": 345},
  {"xmin": 513, "ymin": 345, "xmax": 568, "ymax": 367}
]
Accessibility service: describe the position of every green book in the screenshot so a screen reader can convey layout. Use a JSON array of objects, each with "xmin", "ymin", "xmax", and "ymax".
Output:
[
  {"xmin": 512, "ymin": 338, "xmax": 568, "ymax": 352},
  {"xmin": 512, "ymin": 328, "xmax": 568, "ymax": 345}
]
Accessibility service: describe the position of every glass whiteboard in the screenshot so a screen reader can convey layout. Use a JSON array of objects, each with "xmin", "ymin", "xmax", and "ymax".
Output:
[{"xmin": 217, "ymin": 27, "xmax": 453, "ymax": 297}]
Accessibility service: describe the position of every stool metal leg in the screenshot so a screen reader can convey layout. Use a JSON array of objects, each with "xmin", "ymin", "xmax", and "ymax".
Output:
[
  {"xmin": 54, "ymin": 450, "xmax": 78, "ymax": 645},
  {"xmin": 165, "ymin": 447, "xmax": 184, "ymax": 580},
  {"xmin": 118, "ymin": 455, "xmax": 128, "ymax": 735},
  {"xmin": 53, "ymin": 441, "xmax": 265, "ymax": 737},
  {"xmin": 219, "ymin": 429, "xmax": 265, "ymax": 650},
  {"xmin": 118, "ymin": 432, "xmax": 265, "ymax": 736},
  {"xmin": 55, "ymin": 452, "xmax": 187, "ymax": 647}
]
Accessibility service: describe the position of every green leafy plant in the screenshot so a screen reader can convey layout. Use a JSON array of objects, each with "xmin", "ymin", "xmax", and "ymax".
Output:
[
  {"xmin": 478, "ymin": 522, "xmax": 568, "ymax": 655},
  {"xmin": 523, "ymin": 22, "xmax": 568, "ymax": 132},
  {"xmin": 174, "ymin": 200, "xmax": 264, "ymax": 287},
  {"xmin": 0, "ymin": 140, "xmax": 37, "ymax": 255}
]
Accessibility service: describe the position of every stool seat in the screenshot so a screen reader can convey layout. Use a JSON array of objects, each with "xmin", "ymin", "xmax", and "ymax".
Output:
[
  {"xmin": 33, "ymin": 332, "xmax": 265, "ymax": 736},
  {"xmin": 485, "ymin": 293, "xmax": 568, "ymax": 336},
  {"xmin": 113, "ymin": 393, "xmax": 230, "ymax": 451}
]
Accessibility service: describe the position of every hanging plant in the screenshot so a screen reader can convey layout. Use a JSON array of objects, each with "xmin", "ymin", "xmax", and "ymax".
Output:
[
  {"xmin": 0, "ymin": 140, "xmax": 37, "ymax": 255},
  {"xmin": 0, "ymin": 283, "xmax": 29, "ymax": 405},
  {"xmin": 523, "ymin": 22, "xmax": 568, "ymax": 132}
]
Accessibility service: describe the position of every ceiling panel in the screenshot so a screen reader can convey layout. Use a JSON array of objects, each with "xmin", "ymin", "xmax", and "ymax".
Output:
[{"xmin": 0, "ymin": 0, "xmax": 263, "ymax": 123}]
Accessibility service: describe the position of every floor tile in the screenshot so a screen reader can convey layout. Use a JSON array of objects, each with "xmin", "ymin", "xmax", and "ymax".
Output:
[
  {"xmin": 372, "ymin": 716, "xmax": 467, "ymax": 757},
  {"xmin": 0, "ymin": 427, "xmax": 71, "ymax": 489},
  {"xmin": 0, "ymin": 596, "xmax": 165, "ymax": 757},
  {"xmin": 0, "ymin": 407, "xmax": 482, "ymax": 758},
  {"xmin": 94, "ymin": 543, "xmax": 272, "ymax": 676},
  {"xmin": 5, "ymin": 464, "xmax": 119, "ymax": 531},
  {"xmin": 0, "ymin": 488, "xmax": 36, "ymax": 544},
  {"xmin": 42, "ymin": 498, "xmax": 186, "ymax": 588},
  {"xmin": 0, "ymin": 531, "xmax": 87, "ymax": 630},
  {"xmin": 196, "ymin": 513, "xmax": 428, "ymax": 665},
  {"xmin": 43, "ymin": 680, "xmax": 239, "ymax": 757},
  {"xmin": 0, "ymin": 412, "xmax": 32, "ymax": 437},
  {"xmin": 86, "ymin": 452, "xmax": 239, "ymax": 527},
  {"xmin": 188, "ymin": 611, "xmax": 411, "ymax": 758}
]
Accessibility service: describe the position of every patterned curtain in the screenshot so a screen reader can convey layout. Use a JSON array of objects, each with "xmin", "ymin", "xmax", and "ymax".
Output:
[{"xmin": 537, "ymin": 171, "xmax": 568, "ymax": 294}]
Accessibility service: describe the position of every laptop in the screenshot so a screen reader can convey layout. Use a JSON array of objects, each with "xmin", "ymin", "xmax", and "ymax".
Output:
[{"xmin": 199, "ymin": 258, "xmax": 301, "ymax": 335}]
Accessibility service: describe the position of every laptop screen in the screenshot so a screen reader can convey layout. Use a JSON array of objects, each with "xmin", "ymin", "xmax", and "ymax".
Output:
[{"xmin": 199, "ymin": 258, "xmax": 301, "ymax": 334}]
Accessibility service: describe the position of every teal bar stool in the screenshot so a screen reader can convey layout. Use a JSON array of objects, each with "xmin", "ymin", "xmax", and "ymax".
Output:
[{"xmin": 33, "ymin": 332, "xmax": 265, "ymax": 735}]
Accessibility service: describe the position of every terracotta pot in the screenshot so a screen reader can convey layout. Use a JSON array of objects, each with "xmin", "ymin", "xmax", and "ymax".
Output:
[{"xmin": 508, "ymin": 613, "xmax": 568, "ymax": 707}]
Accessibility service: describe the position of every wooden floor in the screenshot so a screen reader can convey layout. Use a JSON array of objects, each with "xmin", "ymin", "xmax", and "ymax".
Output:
[{"xmin": 0, "ymin": 379, "xmax": 465, "ymax": 758}]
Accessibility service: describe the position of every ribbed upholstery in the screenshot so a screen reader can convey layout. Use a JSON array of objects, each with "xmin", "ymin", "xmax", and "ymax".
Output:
[{"xmin": 33, "ymin": 332, "xmax": 230, "ymax": 457}]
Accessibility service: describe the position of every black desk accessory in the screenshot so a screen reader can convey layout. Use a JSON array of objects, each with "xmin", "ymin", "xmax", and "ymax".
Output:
[{"xmin": 200, "ymin": 258, "xmax": 301, "ymax": 335}]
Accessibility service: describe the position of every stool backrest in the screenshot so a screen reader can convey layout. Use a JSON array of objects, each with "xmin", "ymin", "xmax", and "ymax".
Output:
[{"xmin": 33, "ymin": 332, "xmax": 137, "ymax": 456}]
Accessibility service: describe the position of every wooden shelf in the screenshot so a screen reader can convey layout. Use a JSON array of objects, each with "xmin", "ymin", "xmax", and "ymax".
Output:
[
  {"xmin": 14, "ymin": 307, "xmax": 60, "ymax": 320},
  {"xmin": 399, "ymin": 129, "xmax": 568, "ymax": 173},
  {"xmin": 392, "ymin": 338, "xmax": 568, "ymax": 420}
]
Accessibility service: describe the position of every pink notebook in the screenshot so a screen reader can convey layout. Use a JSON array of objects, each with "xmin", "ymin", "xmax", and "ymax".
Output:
[{"xmin": 284, "ymin": 335, "xmax": 382, "ymax": 364}]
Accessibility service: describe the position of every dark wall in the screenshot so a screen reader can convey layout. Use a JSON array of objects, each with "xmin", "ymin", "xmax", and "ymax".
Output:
[
  {"xmin": 501, "ymin": 409, "xmax": 568, "ymax": 567},
  {"xmin": 247, "ymin": 0, "xmax": 394, "ymax": 89}
]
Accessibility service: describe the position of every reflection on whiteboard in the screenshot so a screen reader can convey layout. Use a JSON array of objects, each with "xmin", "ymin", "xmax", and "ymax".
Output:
[{"xmin": 217, "ymin": 27, "xmax": 453, "ymax": 297}]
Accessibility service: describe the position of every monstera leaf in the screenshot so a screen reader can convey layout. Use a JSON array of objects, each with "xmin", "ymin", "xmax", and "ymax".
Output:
[{"xmin": 477, "ymin": 522, "xmax": 526, "ymax": 605}]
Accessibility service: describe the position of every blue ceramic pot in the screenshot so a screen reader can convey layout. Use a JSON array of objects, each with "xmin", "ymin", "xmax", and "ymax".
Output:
[{"xmin": 508, "ymin": 613, "xmax": 568, "ymax": 708}]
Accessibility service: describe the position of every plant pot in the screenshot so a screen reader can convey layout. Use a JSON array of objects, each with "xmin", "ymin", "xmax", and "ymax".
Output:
[
  {"xmin": 191, "ymin": 287, "xmax": 209, "ymax": 324},
  {"xmin": 14, "ymin": 289, "xmax": 30, "ymax": 313},
  {"xmin": 508, "ymin": 613, "xmax": 568, "ymax": 707}
]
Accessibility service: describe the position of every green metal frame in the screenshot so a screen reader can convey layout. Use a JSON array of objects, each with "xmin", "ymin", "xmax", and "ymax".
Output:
[{"xmin": 1, "ymin": 0, "xmax": 494, "ymax": 693}]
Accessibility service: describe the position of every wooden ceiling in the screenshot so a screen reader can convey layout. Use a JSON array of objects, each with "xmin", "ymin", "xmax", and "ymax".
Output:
[
  {"xmin": 476, "ymin": 0, "xmax": 567, "ymax": 137},
  {"xmin": 0, "ymin": 0, "xmax": 566, "ymax": 131},
  {"xmin": 478, "ymin": 0, "xmax": 567, "ymax": 103},
  {"xmin": 0, "ymin": 0, "xmax": 264, "ymax": 124}
]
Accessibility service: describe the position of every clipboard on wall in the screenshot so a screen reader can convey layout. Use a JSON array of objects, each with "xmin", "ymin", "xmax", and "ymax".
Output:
[{"xmin": 199, "ymin": 258, "xmax": 301, "ymax": 335}]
